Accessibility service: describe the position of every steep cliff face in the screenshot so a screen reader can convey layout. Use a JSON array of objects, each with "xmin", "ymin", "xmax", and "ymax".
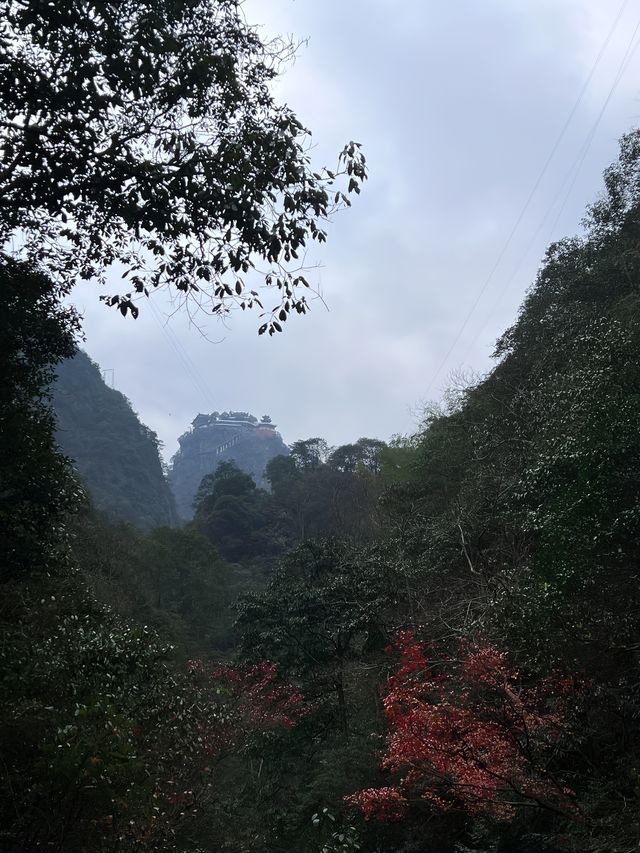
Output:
[
  {"xmin": 169, "ymin": 412, "xmax": 289, "ymax": 520},
  {"xmin": 52, "ymin": 351, "xmax": 178, "ymax": 530}
]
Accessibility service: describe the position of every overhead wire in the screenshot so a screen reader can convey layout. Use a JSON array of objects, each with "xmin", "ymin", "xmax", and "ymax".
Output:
[
  {"xmin": 423, "ymin": 0, "xmax": 631, "ymax": 397},
  {"xmin": 460, "ymin": 9, "xmax": 640, "ymax": 365},
  {"xmin": 146, "ymin": 296, "xmax": 217, "ymax": 410},
  {"xmin": 544, "ymin": 20, "xmax": 640, "ymax": 240},
  {"xmin": 146, "ymin": 298, "xmax": 209, "ymax": 403},
  {"xmin": 152, "ymin": 301, "xmax": 216, "ymax": 409}
]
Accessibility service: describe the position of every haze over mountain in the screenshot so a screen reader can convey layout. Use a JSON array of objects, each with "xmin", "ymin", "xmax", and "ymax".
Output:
[
  {"xmin": 52, "ymin": 351, "xmax": 178, "ymax": 530},
  {"xmin": 169, "ymin": 412, "xmax": 289, "ymax": 520},
  {"xmin": 52, "ymin": 353, "xmax": 292, "ymax": 527}
]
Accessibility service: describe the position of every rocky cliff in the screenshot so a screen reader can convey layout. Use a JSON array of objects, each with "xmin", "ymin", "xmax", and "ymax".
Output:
[{"xmin": 169, "ymin": 411, "xmax": 289, "ymax": 520}]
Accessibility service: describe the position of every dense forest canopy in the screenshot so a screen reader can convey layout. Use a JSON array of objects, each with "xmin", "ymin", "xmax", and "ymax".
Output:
[
  {"xmin": 0, "ymin": 258, "xmax": 79, "ymax": 582},
  {"xmin": 3, "ymin": 0, "xmax": 640, "ymax": 850}
]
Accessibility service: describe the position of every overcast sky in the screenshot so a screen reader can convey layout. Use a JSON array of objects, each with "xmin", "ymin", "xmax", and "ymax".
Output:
[{"xmin": 72, "ymin": 0, "xmax": 640, "ymax": 461}]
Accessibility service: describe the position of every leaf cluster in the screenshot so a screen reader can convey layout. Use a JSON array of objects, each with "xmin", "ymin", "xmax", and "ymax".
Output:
[{"xmin": 1, "ymin": 0, "xmax": 366, "ymax": 330}]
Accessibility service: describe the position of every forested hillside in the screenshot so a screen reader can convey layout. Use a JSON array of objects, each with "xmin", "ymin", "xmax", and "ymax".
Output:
[
  {"xmin": 4, "ymin": 1, "xmax": 640, "ymax": 851},
  {"xmin": 2, "ymin": 129, "xmax": 635, "ymax": 853},
  {"xmin": 6, "ymin": 135, "xmax": 640, "ymax": 849},
  {"xmin": 53, "ymin": 351, "xmax": 178, "ymax": 530}
]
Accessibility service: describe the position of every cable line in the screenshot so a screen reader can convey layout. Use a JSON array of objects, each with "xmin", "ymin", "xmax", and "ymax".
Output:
[
  {"xmin": 545, "ymin": 20, "xmax": 640, "ymax": 242},
  {"xmin": 460, "ymin": 11, "xmax": 640, "ymax": 364},
  {"xmin": 146, "ymin": 296, "xmax": 217, "ymax": 409},
  {"xmin": 423, "ymin": 0, "xmax": 631, "ymax": 396}
]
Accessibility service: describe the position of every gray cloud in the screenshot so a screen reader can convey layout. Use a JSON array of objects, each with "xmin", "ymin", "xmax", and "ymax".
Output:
[{"xmin": 74, "ymin": 0, "xmax": 640, "ymax": 459}]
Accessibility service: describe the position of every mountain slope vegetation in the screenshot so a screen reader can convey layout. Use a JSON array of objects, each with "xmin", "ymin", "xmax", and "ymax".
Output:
[
  {"xmin": 52, "ymin": 351, "xmax": 178, "ymax": 530},
  {"xmin": 4, "ymin": 112, "xmax": 640, "ymax": 853}
]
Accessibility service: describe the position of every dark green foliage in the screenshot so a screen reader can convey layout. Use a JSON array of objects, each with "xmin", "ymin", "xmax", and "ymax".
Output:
[
  {"xmin": 195, "ymin": 460, "xmax": 258, "ymax": 508},
  {"xmin": 265, "ymin": 438, "xmax": 386, "ymax": 545},
  {"xmin": 264, "ymin": 451, "xmax": 299, "ymax": 489},
  {"xmin": 1, "ymin": 0, "xmax": 365, "ymax": 329},
  {"xmin": 328, "ymin": 437, "xmax": 387, "ymax": 474},
  {"xmin": 237, "ymin": 539, "xmax": 394, "ymax": 731},
  {"xmin": 191, "ymin": 460, "xmax": 281, "ymax": 569},
  {"xmin": 0, "ymin": 576, "xmax": 167, "ymax": 851},
  {"xmin": 69, "ymin": 508, "xmax": 234, "ymax": 654},
  {"xmin": 53, "ymin": 351, "xmax": 178, "ymax": 530},
  {"xmin": 0, "ymin": 269, "xmax": 236, "ymax": 848},
  {"xmin": 188, "ymin": 437, "xmax": 387, "ymax": 584},
  {"xmin": 0, "ymin": 256, "xmax": 79, "ymax": 581},
  {"xmin": 229, "ymin": 539, "xmax": 396, "ymax": 851},
  {"xmin": 144, "ymin": 526, "xmax": 232, "ymax": 648},
  {"xmin": 0, "ymin": 571, "xmax": 244, "ymax": 853},
  {"xmin": 289, "ymin": 436, "xmax": 331, "ymax": 470}
]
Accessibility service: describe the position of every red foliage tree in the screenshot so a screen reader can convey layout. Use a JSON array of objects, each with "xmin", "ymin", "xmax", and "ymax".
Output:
[{"xmin": 347, "ymin": 632, "xmax": 578, "ymax": 822}]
